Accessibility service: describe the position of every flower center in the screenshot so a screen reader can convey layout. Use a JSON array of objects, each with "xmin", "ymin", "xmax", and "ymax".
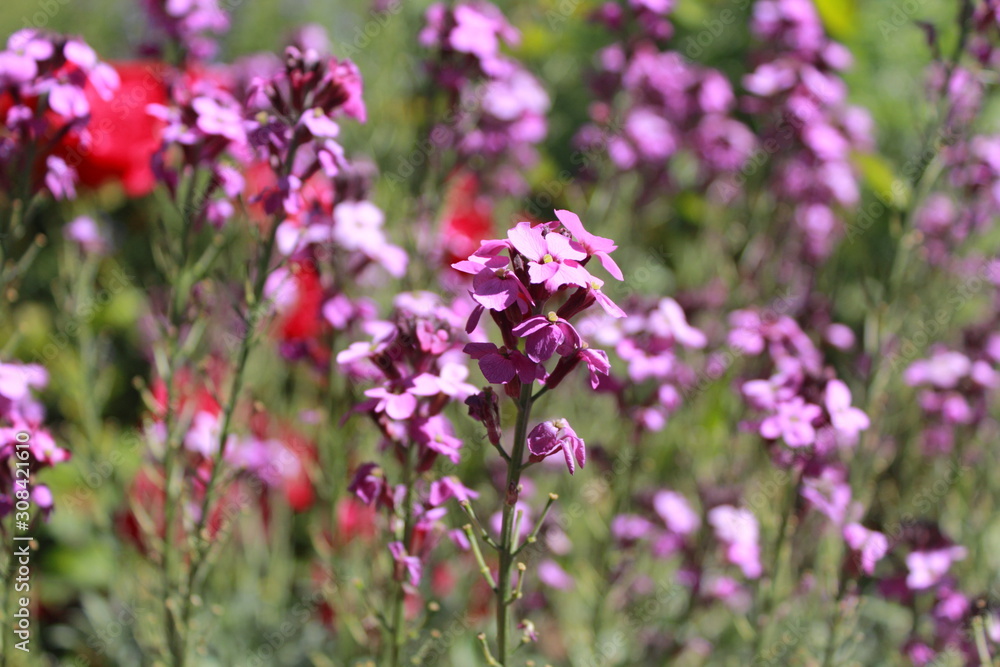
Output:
[
  {"xmin": 546, "ymin": 311, "xmax": 559, "ymax": 323},
  {"xmin": 542, "ymin": 254, "xmax": 554, "ymax": 264}
]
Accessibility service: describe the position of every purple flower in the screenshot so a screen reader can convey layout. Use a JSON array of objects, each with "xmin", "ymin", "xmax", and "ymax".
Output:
[
  {"xmin": 507, "ymin": 221, "xmax": 589, "ymax": 290},
  {"xmin": 708, "ymin": 505, "xmax": 762, "ymax": 579},
  {"xmin": 759, "ymin": 397, "xmax": 822, "ymax": 447},
  {"xmin": 843, "ymin": 523, "xmax": 888, "ymax": 575},
  {"xmin": 526, "ymin": 419, "xmax": 586, "ymax": 474},
  {"xmin": 512, "ymin": 313, "xmax": 582, "ymax": 363},
  {"xmin": 554, "ymin": 209, "xmax": 623, "ymax": 281},
  {"xmin": 464, "ymin": 342, "xmax": 538, "ymax": 384},
  {"xmin": 825, "ymin": 379, "xmax": 870, "ymax": 443}
]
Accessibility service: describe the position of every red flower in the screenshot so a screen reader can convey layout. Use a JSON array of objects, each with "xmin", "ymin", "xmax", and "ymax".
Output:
[
  {"xmin": 440, "ymin": 170, "xmax": 494, "ymax": 265},
  {"xmin": 58, "ymin": 61, "xmax": 168, "ymax": 196},
  {"xmin": 279, "ymin": 261, "xmax": 325, "ymax": 341}
]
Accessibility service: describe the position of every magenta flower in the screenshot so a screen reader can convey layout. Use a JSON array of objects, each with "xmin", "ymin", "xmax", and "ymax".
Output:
[
  {"xmin": 412, "ymin": 415, "xmax": 463, "ymax": 464},
  {"xmin": 843, "ymin": 523, "xmax": 888, "ymax": 575},
  {"xmin": 428, "ymin": 476, "xmax": 479, "ymax": 506},
  {"xmin": 512, "ymin": 313, "xmax": 582, "ymax": 363},
  {"xmin": 348, "ymin": 463, "xmax": 385, "ymax": 506},
  {"xmin": 464, "ymin": 342, "xmax": 538, "ymax": 384},
  {"xmin": 586, "ymin": 277, "xmax": 626, "ymax": 318},
  {"xmin": 526, "ymin": 419, "xmax": 586, "ymax": 474},
  {"xmin": 554, "ymin": 209, "xmax": 623, "ymax": 281},
  {"xmin": 759, "ymin": 397, "xmax": 822, "ymax": 447},
  {"xmin": 825, "ymin": 379, "xmax": 870, "ymax": 443},
  {"xmin": 470, "ymin": 266, "xmax": 532, "ymax": 312},
  {"xmin": 507, "ymin": 221, "xmax": 589, "ymax": 290},
  {"xmin": 708, "ymin": 505, "xmax": 762, "ymax": 579}
]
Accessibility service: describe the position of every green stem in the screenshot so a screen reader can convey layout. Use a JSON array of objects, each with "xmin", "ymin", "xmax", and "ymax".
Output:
[
  {"xmin": 495, "ymin": 382, "xmax": 534, "ymax": 665},
  {"xmin": 388, "ymin": 447, "xmax": 416, "ymax": 667},
  {"xmin": 752, "ymin": 471, "xmax": 798, "ymax": 660}
]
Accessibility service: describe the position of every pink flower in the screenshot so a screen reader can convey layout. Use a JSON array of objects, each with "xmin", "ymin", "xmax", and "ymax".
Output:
[
  {"xmin": 192, "ymin": 96, "xmax": 246, "ymax": 143},
  {"xmin": 300, "ymin": 107, "xmax": 340, "ymax": 138},
  {"xmin": 526, "ymin": 419, "xmax": 586, "ymax": 474},
  {"xmin": 578, "ymin": 345, "xmax": 611, "ymax": 389},
  {"xmin": 904, "ymin": 351, "xmax": 971, "ymax": 389},
  {"xmin": 507, "ymin": 221, "xmax": 589, "ymax": 290},
  {"xmin": 708, "ymin": 505, "xmax": 762, "ymax": 579},
  {"xmin": 843, "ymin": 523, "xmax": 888, "ymax": 575},
  {"xmin": 825, "ymin": 379, "xmax": 870, "ymax": 443},
  {"xmin": 759, "ymin": 397, "xmax": 822, "ymax": 447},
  {"xmin": 389, "ymin": 542, "xmax": 422, "ymax": 586},
  {"xmin": 554, "ymin": 209, "xmax": 623, "ymax": 280},
  {"xmin": 653, "ymin": 490, "xmax": 700, "ymax": 535},
  {"xmin": 905, "ymin": 547, "xmax": 967, "ymax": 591},
  {"xmin": 45, "ymin": 156, "xmax": 76, "ymax": 200},
  {"xmin": 512, "ymin": 313, "xmax": 582, "ymax": 363},
  {"xmin": 537, "ymin": 560, "xmax": 574, "ymax": 589},
  {"xmin": 800, "ymin": 465, "xmax": 851, "ymax": 523},
  {"xmin": 363, "ymin": 386, "xmax": 418, "ymax": 420},
  {"xmin": 648, "ymin": 298, "xmax": 706, "ymax": 349}
]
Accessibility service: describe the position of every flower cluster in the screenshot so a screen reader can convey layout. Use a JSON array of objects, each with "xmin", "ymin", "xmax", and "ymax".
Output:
[
  {"xmin": 578, "ymin": 295, "xmax": 706, "ymax": 433},
  {"xmin": 419, "ymin": 1, "xmax": 550, "ymax": 195},
  {"xmin": 0, "ymin": 360, "xmax": 66, "ymax": 519},
  {"xmin": 456, "ymin": 209, "xmax": 624, "ymax": 439},
  {"xmin": 140, "ymin": 0, "xmax": 231, "ymax": 62},
  {"xmin": 343, "ymin": 294, "xmax": 481, "ymax": 586},
  {"xmin": 579, "ymin": 2, "xmax": 756, "ymax": 198},
  {"xmin": 0, "ymin": 30, "xmax": 119, "ymax": 201},
  {"xmin": 905, "ymin": 343, "xmax": 1000, "ymax": 455},
  {"xmin": 740, "ymin": 0, "xmax": 873, "ymax": 260}
]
